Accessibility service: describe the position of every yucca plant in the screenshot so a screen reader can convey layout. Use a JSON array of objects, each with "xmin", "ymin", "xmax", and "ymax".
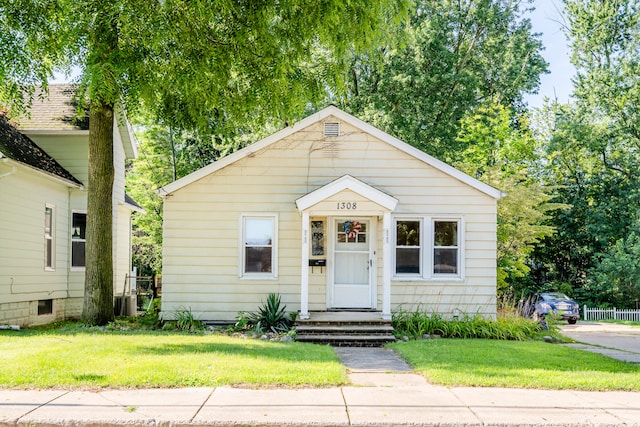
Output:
[{"xmin": 245, "ymin": 293, "xmax": 294, "ymax": 333}]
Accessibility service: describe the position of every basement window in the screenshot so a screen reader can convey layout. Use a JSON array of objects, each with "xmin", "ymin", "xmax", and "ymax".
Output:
[
  {"xmin": 38, "ymin": 299, "xmax": 53, "ymax": 315},
  {"xmin": 324, "ymin": 122, "xmax": 340, "ymax": 137}
]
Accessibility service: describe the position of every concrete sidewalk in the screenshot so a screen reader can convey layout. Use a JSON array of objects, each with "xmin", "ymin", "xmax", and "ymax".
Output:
[
  {"xmin": 2, "ymin": 347, "xmax": 640, "ymax": 427},
  {"xmin": 2, "ymin": 381, "xmax": 640, "ymax": 426}
]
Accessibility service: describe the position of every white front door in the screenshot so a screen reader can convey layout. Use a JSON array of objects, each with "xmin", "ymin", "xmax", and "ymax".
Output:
[{"xmin": 331, "ymin": 218, "xmax": 373, "ymax": 308}]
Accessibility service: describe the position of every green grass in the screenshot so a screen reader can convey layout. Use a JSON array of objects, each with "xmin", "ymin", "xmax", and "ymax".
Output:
[
  {"xmin": 390, "ymin": 338, "xmax": 640, "ymax": 391},
  {"xmin": 0, "ymin": 328, "xmax": 346, "ymax": 389}
]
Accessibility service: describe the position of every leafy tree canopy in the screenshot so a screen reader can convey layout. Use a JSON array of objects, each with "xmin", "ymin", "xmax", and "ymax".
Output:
[{"xmin": 341, "ymin": 0, "xmax": 548, "ymax": 160}]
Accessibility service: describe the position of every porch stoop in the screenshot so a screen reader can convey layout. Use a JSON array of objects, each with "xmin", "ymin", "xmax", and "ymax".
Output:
[{"xmin": 295, "ymin": 311, "xmax": 396, "ymax": 347}]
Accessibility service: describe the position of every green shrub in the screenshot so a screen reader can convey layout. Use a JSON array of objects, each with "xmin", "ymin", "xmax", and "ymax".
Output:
[
  {"xmin": 135, "ymin": 298, "xmax": 162, "ymax": 329},
  {"xmin": 392, "ymin": 308, "xmax": 547, "ymax": 341}
]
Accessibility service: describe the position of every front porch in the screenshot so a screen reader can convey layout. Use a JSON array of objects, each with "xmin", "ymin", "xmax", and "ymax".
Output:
[
  {"xmin": 295, "ymin": 175, "xmax": 399, "ymax": 321},
  {"xmin": 295, "ymin": 311, "xmax": 396, "ymax": 347}
]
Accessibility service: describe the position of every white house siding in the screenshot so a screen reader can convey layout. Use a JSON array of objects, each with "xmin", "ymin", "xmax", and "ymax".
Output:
[
  {"xmin": 162, "ymin": 116, "xmax": 498, "ymax": 321},
  {"xmin": 0, "ymin": 164, "xmax": 71, "ymax": 325}
]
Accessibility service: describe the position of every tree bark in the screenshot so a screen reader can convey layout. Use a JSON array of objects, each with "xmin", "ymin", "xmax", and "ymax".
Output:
[{"xmin": 83, "ymin": 102, "xmax": 115, "ymax": 325}]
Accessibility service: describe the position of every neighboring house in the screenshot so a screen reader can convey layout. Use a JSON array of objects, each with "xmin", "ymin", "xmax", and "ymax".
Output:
[
  {"xmin": 159, "ymin": 106, "xmax": 503, "ymax": 322},
  {"xmin": 0, "ymin": 85, "xmax": 141, "ymax": 326}
]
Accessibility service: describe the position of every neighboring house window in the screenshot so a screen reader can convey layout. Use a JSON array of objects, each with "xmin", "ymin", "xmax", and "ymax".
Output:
[
  {"xmin": 44, "ymin": 205, "xmax": 55, "ymax": 270},
  {"xmin": 394, "ymin": 217, "xmax": 462, "ymax": 279},
  {"xmin": 38, "ymin": 299, "xmax": 53, "ymax": 315},
  {"xmin": 241, "ymin": 214, "xmax": 277, "ymax": 278},
  {"xmin": 71, "ymin": 212, "xmax": 86, "ymax": 268}
]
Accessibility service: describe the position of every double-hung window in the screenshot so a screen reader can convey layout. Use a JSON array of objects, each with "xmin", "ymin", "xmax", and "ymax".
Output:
[
  {"xmin": 393, "ymin": 217, "xmax": 462, "ymax": 279},
  {"xmin": 395, "ymin": 220, "xmax": 421, "ymax": 274},
  {"xmin": 433, "ymin": 221, "xmax": 459, "ymax": 274},
  {"xmin": 44, "ymin": 205, "xmax": 55, "ymax": 270},
  {"xmin": 241, "ymin": 214, "xmax": 277, "ymax": 278},
  {"xmin": 71, "ymin": 212, "xmax": 86, "ymax": 268}
]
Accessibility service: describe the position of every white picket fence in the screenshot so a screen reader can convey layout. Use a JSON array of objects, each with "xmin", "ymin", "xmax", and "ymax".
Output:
[{"xmin": 583, "ymin": 307, "xmax": 640, "ymax": 322}]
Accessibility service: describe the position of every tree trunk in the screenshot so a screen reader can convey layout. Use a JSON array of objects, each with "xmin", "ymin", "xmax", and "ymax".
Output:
[{"xmin": 83, "ymin": 102, "xmax": 115, "ymax": 325}]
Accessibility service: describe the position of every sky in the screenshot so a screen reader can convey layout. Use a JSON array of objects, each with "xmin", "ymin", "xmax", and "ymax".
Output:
[
  {"xmin": 524, "ymin": 0, "xmax": 576, "ymax": 108},
  {"xmin": 53, "ymin": 1, "xmax": 575, "ymax": 110}
]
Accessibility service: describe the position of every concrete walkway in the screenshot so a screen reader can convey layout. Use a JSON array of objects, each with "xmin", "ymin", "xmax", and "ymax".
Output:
[
  {"xmin": 2, "ymin": 346, "xmax": 640, "ymax": 427},
  {"xmin": 561, "ymin": 322, "xmax": 640, "ymax": 364}
]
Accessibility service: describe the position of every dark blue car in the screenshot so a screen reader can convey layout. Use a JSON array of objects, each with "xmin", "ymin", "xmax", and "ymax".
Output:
[{"xmin": 534, "ymin": 292, "xmax": 580, "ymax": 324}]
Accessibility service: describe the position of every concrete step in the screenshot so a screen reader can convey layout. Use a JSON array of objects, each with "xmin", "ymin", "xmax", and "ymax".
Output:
[
  {"xmin": 296, "ymin": 324, "xmax": 394, "ymax": 334},
  {"xmin": 295, "ymin": 333, "xmax": 397, "ymax": 347}
]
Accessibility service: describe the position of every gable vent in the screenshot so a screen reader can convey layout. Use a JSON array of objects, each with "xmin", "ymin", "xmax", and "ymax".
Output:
[{"xmin": 324, "ymin": 122, "xmax": 340, "ymax": 138}]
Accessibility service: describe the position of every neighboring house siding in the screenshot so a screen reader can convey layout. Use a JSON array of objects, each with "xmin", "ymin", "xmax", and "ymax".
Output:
[
  {"xmin": 162, "ymin": 118, "xmax": 497, "ymax": 321},
  {"xmin": 65, "ymin": 190, "xmax": 87, "ymax": 319},
  {"xmin": 112, "ymin": 126, "xmax": 129, "ymax": 297},
  {"xmin": 26, "ymin": 134, "xmax": 89, "ymax": 185},
  {"xmin": 0, "ymin": 164, "xmax": 70, "ymax": 325},
  {"xmin": 2, "ymin": 85, "xmax": 138, "ymax": 326},
  {"xmin": 114, "ymin": 204, "xmax": 132, "ymax": 297}
]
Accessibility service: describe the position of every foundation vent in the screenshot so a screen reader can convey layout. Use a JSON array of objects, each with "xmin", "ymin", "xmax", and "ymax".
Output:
[{"xmin": 324, "ymin": 122, "xmax": 340, "ymax": 138}]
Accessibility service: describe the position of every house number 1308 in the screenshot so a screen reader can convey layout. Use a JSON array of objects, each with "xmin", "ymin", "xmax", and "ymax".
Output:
[{"xmin": 337, "ymin": 202, "xmax": 357, "ymax": 210}]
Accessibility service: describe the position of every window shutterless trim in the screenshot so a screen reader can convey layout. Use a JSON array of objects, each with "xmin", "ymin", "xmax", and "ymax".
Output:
[
  {"xmin": 432, "ymin": 218, "xmax": 462, "ymax": 278},
  {"xmin": 238, "ymin": 213, "xmax": 278, "ymax": 279},
  {"xmin": 70, "ymin": 210, "xmax": 87, "ymax": 271},
  {"xmin": 392, "ymin": 215, "xmax": 464, "ymax": 281},
  {"xmin": 44, "ymin": 204, "xmax": 55, "ymax": 271}
]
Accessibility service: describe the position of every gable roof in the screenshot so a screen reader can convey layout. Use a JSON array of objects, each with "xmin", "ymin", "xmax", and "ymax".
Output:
[
  {"xmin": 0, "ymin": 112, "xmax": 83, "ymax": 187},
  {"xmin": 158, "ymin": 106, "xmax": 504, "ymax": 199},
  {"xmin": 296, "ymin": 175, "xmax": 398, "ymax": 212}
]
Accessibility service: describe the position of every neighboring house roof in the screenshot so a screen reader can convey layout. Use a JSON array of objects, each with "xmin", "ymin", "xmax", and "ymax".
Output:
[
  {"xmin": 124, "ymin": 193, "xmax": 145, "ymax": 213},
  {"xmin": 0, "ymin": 112, "xmax": 83, "ymax": 187},
  {"xmin": 16, "ymin": 85, "xmax": 89, "ymax": 132},
  {"xmin": 158, "ymin": 106, "xmax": 504, "ymax": 199},
  {"xmin": 15, "ymin": 84, "xmax": 138, "ymax": 159}
]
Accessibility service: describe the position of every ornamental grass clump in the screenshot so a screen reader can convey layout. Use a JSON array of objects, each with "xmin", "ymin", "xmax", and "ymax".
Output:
[
  {"xmin": 392, "ymin": 308, "xmax": 542, "ymax": 341},
  {"xmin": 161, "ymin": 307, "xmax": 204, "ymax": 333}
]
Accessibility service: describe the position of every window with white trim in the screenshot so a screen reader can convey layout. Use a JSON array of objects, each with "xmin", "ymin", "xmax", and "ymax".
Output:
[
  {"xmin": 44, "ymin": 205, "xmax": 55, "ymax": 270},
  {"xmin": 393, "ymin": 217, "xmax": 462, "ymax": 279},
  {"xmin": 433, "ymin": 220, "xmax": 459, "ymax": 275},
  {"xmin": 71, "ymin": 212, "xmax": 86, "ymax": 268},
  {"xmin": 241, "ymin": 214, "xmax": 277, "ymax": 278},
  {"xmin": 395, "ymin": 220, "xmax": 421, "ymax": 274}
]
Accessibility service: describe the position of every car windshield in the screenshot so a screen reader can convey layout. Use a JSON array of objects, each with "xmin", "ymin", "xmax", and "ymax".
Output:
[{"xmin": 542, "ymin": 292, "xmax": 570, "ymax": 301}]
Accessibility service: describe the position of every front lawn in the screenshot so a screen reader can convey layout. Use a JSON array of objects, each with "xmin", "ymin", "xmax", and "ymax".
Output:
[
  {"xmin": 390, "ymin": 338, "xmax": 640, "ymax": 391},
  {"xmin": 0, "ymin": 328, "xmax": 346, "ymax": 389}
]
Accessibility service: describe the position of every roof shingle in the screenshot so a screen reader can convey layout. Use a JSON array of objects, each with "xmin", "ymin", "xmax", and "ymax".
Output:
[{"xmin": 16, "ymin": 85, "xmax": 89, "ymax": 131}]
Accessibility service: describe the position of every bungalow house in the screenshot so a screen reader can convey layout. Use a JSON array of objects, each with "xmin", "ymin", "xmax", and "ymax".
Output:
[
  {"xmin": 158, "ymin": 106, "xmax": 502, "ymax": 324},
  {"xmin": 0, "ymin": 85, "xmax": 141, "ymax": 326}
]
